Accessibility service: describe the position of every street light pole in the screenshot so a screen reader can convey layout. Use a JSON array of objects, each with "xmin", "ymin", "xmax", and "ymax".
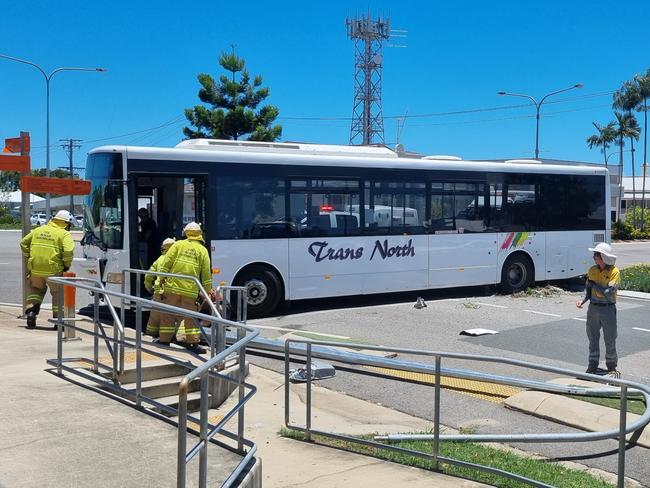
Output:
[
  {"xmin": 0, "ymin": 54, "xmax": 105, "ymax": 217},
  {"xmin": 498, "ymin": 83, "xmax": 583, "ymax": 159}
]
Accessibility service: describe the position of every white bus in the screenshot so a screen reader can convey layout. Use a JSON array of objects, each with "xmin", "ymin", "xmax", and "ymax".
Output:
[{"xmin": 78, "ymin": 139, "xmax": 610, "ymax": 317}]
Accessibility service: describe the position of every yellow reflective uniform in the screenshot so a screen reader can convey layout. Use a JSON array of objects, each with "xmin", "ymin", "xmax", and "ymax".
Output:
[
  {"xmin": 145, "ymin": 250, "xmax": 168, "ymax": 337},
  {"xmin": 158, "ymin": 236, "xmax": 212, "ymax": 344},
  {"xmin": 20, "ymin": 219, "xmax": 74, "ymax": 317}
]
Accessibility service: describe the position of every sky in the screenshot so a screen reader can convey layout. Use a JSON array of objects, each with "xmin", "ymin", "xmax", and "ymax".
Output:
[{"xmin": 2, "ymin": 1, "xmax": 650, "ymax": 176}]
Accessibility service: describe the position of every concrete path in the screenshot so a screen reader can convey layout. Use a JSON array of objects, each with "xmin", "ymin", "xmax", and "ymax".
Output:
[{"xmin": 0, "ymin": 305, "xmax": 490, "ymax": 487}]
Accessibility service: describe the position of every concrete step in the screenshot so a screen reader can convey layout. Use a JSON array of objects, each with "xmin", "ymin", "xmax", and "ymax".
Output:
[
  {"xmin": 154, "ymin": 390, "xmax": 204, "ymax": 416},
  {"xmin": 114, "ymin": 362, "xmax": 192, "ymax": 383},
  {"xmin": 126, "ymin": 375, "xmax": 202, "ymax": 400}
]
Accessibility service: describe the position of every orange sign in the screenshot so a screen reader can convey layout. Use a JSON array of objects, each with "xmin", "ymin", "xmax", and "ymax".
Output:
[
  {"xmin": 0, "ymin": 154, "xmax": 30, "ymax": 172},
  {"xmin": 20, "ymin": 176, "xmax": 91, "ymax": 195}
]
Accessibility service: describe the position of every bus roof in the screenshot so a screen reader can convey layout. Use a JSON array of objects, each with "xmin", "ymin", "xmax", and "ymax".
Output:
[{"xmin": 89, "ymin": 140, "xmax": 609, "ymax": 176}]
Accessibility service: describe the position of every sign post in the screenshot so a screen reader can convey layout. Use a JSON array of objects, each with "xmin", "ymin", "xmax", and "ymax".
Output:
[{"xmin": 1, "ymin": 132, "xmax": 31, "ymax": 316}]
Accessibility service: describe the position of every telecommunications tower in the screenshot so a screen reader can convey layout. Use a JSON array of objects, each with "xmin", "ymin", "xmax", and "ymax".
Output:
[{"xmin": 346, "ymin": 14, "xmax": 391, "ymax": 146}]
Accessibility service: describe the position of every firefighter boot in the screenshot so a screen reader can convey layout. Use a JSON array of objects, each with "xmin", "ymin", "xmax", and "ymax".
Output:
[{"xmin": 26, "ymin": 304, "xmax": 40, "ymax": 329}]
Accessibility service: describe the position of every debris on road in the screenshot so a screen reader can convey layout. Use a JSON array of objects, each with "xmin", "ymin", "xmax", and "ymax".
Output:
[
  {"xmin": 459, "ymin": 328, "xmax": 499, "ymax": 336},
  {"xmin": 413, "ymin": 297, "xmax": 427, "ymax": 309}
]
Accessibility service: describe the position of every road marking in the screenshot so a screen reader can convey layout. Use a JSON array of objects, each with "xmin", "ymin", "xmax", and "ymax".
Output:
[
  {"xmin": 572, "ymin": 317, "xmax": 587, "ymax": 322},
  {"xmin": 476, "ymin": 302, "xmax": 508, "ymax": 309},
  {"xmin": 633, "ymin": 327, "xmax": 650, "ymax": 333},
  {"xmin": 523, "ymin": 310, "xmax": 562, "ymax": 318},
  {"xmin": 0, "ymin": 262, "xmax": 9, "ymax": 265},
  {"xmin": 249, "ymin": 323, "xmax": 349, "ymax": 337}
]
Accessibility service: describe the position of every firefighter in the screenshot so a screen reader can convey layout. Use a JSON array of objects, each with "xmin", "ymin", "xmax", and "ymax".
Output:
[
  {"xmin": 144, "ymin": 237, "xmax": 176, "ymax": 338},
  {"xmin": 20, "ymin": 209, "xmax": 75, "ymax": 329},
  {"xmin": 155, "ymin": 222, "xmax": 213, "ymax": 354}
]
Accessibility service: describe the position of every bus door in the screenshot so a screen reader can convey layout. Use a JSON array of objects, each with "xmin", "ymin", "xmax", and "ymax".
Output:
[
  {"xmin": 428, "ymin": 182, "xmax": 497, "ymax": 287},
  {"xmin": 128, "ymin": 174, "xmax": 207, "ymax": 288}
]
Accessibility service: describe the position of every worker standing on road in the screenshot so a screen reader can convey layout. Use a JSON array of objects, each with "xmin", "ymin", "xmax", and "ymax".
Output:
[
  {"xmin": 155, "ymin": 222, "xmax": 213, "ymax": 354},
  {"xmin": 576, "ymin": 242, "xmax": 621, "ymax": 377},
  {"xmin": 144, "ymin": 237, "xmax": 175, "ymax": 338},
  {"xmin": 20, "ymin": 210, "xmax": 75, "ymax": 329}
]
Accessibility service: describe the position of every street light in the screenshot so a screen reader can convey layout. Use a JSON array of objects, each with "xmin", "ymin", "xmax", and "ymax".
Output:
[
  {"xmin": 0, "ymin": 54, "xmax": 105, "ymax": 217},
  {"xmin": 497, "ymin": 83, "xmax": 583, "ymax": 159}
]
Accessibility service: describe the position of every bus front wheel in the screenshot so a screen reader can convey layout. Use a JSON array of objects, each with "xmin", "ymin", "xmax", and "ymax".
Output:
[
  {"xmin": 235, "ymin": 266, "xmax": 282, "ymax": 318},
  {"xmin": 500, "ymin": 254, "xmax": 533, "ymax": 293}
]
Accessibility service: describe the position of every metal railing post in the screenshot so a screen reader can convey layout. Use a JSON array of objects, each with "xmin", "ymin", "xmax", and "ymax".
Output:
[
  {"xmin": 177, "ymin": 381, "xmax": 189, "ymax": 488},
  {"xmin": 237, "ymin": 324, "xmax": 246, "ymax": 452},
  {"xmin": 135, "ymin": 301, "xmax": 142, "ymax": 408},
  {"xmin": 433, "ymin": 355, "xmax": 441, "ymax": 470},
  {"xmin": 56, "ymin": 286, "xmax": 64, "ymax": 376},
  {"xmin": 617, "ymin": 385, "xmax": 628, "ymax": 488},
  {"xmin": 93, "ymin": 292, "xmax": 99, "ymax": 373},
  {"xmin": 306, "ymin": 342, "xmax": 312, "ymax": 442},
  {"xmin": 284, "ymin": 340, "xmax": 291, "ymax": 427},
  {"xmin": 199, "ymin": 372, "xmax": 209, "ymax": 488},
  {"xmin": 120, "ymin": 271, "xmax": 126, "ymax": 376}
]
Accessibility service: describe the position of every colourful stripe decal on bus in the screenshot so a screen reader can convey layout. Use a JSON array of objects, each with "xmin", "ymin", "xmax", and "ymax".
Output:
[
  {"xmin": 501, "ymin": 232, "xmax": 530, "ymax": 250},
  {"xmin": 500, "ymin": 233, "xmax": 515, "ymax": 249}
]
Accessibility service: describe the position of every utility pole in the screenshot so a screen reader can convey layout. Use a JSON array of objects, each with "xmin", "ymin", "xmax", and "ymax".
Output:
[{"xmin": 59, "ymin": 138, "xmax": 82, "ymax": 216}]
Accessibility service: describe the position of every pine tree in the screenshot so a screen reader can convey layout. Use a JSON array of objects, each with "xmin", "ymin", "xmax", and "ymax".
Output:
[{"xmin": 183, "ymin": 53, "xmax": 282, "ymax": 142}]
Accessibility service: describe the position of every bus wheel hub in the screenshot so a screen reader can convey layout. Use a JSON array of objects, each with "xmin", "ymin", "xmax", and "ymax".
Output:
[{"xmin": 246, "ymin": 279, "xmax": 267, "ymax": 305}]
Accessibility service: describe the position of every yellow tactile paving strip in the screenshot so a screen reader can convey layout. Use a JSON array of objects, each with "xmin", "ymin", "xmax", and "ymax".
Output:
[
  {"xmin": 187, "ymin": 415, "xmax": 224, "ymax": 432},
  {"xmin": 74, "ymin": 351, "xmax": 159, "ymax": 368},
  {"xmin": 365, "ymin": 366, "xmax": 522, "ymax": 403}
]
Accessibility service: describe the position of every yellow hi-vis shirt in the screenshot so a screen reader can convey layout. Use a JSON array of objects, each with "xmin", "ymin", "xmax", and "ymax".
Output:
[
  {"xmin": 586, "ymin": 264, "xmax": 621, "ymax": 304},
  {"xmin": 20, "ymin": 220, "xmax": 74, "ymax": 277},
  {"xmin": 159, "ymin": 237, "xmax": 212, "ymax": 298}
]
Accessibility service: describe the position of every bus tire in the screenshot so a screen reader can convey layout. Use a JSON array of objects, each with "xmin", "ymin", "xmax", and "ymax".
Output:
[
  {"xmin": 235, "ymin": 265, "xmax": 282, "ymax": 318},
  {"xmin": 500, "ymin": 253, "xmax": 533, "ymax": 293}
]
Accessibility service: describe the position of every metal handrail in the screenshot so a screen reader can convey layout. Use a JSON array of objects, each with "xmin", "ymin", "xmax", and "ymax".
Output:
[
  {"xmin": 48, "ymin": 276, "xmax": 259, "ymax": 488},
  {"xmin": 121, "ymin": 268, "xmax": 247, "ymax": 360},
  {"xmin": 284, "ymin": 339, "xmax": 650, "ymax": 488}
]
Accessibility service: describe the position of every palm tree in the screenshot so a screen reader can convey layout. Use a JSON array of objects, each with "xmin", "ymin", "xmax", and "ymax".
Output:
[
  {"xmin": 635, "ymin": 69, "xmax": 650, "ymax": 229},
  {"xmin": 613, "ymin": 111, "xmax": 641, "ymax": 224},
  {"xmin": 614, "ymin": 82, "xmax": 642, "ymax": 223},
  {"xmin": 586, "ymin": 121, "xmax": 617, "ymax": 166}
]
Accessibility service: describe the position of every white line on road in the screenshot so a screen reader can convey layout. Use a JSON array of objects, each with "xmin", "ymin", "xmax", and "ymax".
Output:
[
  {"xmin": 246, "ymin": 322, "xmax": 349, "ymax": 337},
  {"xmin": 572, "ymin": 317, "xmax": 587, "ymax": 322},
  {"xmin": 523, "ymin": 310, "xmax": 562, "ymax": 318},
  {"xmin": 476, "ymin": 302, "xmax": 508, "ymax": 309},
  {"xmin": 0, "ymin": 262, "xmax": 9, "ymax": 265},
  {"xmin": 633, "ymin": 327, "xmax": 650, "ymax": 333}
]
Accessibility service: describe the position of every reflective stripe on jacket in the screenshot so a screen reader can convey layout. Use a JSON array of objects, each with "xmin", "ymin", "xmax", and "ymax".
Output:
[
  {"xmin": 145, "ymin": 252, "xmax": 167, "ymax": 294},
  {"xmin": 159, "ymin": 237, "xmax": 212, "ymax": 298},
  {"xmin": 20, "ymin": 220, "xmax": 74, "ymax": 277}
]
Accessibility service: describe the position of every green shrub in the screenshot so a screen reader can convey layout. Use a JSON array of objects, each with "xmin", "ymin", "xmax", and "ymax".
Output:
[
  {"xmin": 612, "ymin": 220, "xmax": 633, "ymax": 240},
  {"xmin": 620, "ymin": 264, "xmax": 650, "ymax": 293}
]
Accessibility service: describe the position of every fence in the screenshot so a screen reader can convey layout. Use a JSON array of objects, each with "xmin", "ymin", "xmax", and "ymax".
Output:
[
  {"xmin": 47, "ymin": 273, "xmax": 258, "ymax": 488},
  {"xmin": 284, "ymin": 339, "xmax": 650, "ymax": 488}
]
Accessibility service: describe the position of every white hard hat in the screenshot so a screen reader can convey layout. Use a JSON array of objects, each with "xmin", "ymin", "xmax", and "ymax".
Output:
[
  {"xmin": 53, "ymin": 210, "xmax": 73, "ymax": 223},
  {"xmin": 183, "ymin": 222, "xmax": 202, "ymax": 234},
  {"xmin": 588, "ymin": 242, "xmax": 616, "ymax": 265},
  {"xmin": 161, "ymin": 237, "xmax": 176, "ymax": 249}
]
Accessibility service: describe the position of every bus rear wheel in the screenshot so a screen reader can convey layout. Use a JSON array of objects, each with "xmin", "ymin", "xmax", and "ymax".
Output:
[
  {"xmin": 500, "ymin": 254, "xmax": 533, "ymax": 293},
  {"xmin": 235, "ymin": 266, "xmax": 282, "ymax": 318}
]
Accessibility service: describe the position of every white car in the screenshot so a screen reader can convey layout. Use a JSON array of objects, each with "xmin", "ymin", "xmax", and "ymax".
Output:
[
  {"xmin": 74, "ymin": 215, "xmax": 84, "ymax": 228},
  {"xmin": 30, "ymin": 213, "xmax": 47, "ymax": 226}
]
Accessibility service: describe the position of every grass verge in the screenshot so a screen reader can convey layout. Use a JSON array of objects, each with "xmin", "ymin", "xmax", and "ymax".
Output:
[
  {"xmin": 620, "ymin": 264, "xmax": 650, "ymax": 293},
  {"xmin": 280, "ymin": 428, "xmax": 614, "ymax": 488},
  {"xmin": 567, "ymin": 394, "xmax": 647, "ymax": 415}
]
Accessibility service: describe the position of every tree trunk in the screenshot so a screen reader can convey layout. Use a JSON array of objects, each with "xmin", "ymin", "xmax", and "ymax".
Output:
[
  {"xmin": 630, "ymin": 134, "xmax": 637, "ymax": 227},
  {"xmin": 642, "ymin": 99, "xmax": 648, "ymax": 230}
]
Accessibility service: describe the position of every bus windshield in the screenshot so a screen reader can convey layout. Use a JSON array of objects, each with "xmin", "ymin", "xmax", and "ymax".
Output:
[{"xmin": 84, "ymin": 152, "xmax": 124, "ymax": 250}]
